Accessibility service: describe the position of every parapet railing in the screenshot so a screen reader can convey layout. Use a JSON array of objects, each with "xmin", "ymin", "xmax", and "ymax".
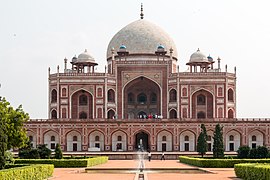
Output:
[{"xmin": 27, "ymin": 118, "xmax": 270, "ymax": 123}]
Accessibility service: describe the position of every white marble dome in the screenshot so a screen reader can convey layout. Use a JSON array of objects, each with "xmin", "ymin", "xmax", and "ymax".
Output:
[
  {"xmin": 77, "ymin": 49, "xmax": 95, "ymax": 63},
  {"xmin": 189, "ymin": 49, "xmax": 208, "ymax": 63},
  {"xmin": 107, "ymin": 19, "xmax": 178, "ymax": 59}
]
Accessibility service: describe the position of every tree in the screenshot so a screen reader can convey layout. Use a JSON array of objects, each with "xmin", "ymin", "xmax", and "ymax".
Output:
[
  {"xmin": 0, "ymin": 97, "xmax": 29, "ymax": 150},
  {"xmin": 0, "ymin": 121, "xmax": 7, "ymax": 169},
  {"xmin": 237, "ymin": 146, "xmax": 250, "ymax": 158},
  {"xmin": 54, "ymin": 143, "xmax": 63, "ymax": 159},
  {"xmin": 197, "ymin": 124, "xmax": 208, "ymax": 157},
  {"xmin": 213, "ymin": 124, "xmax": 224, "ymax": 158}
]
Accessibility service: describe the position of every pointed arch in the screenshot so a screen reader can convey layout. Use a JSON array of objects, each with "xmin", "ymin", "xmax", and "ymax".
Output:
[
  {"xmin": 179, "ymin": 130, "xmax": 196, "ymax": 151},
  {"xmin": 157, "ymin": 130, "xmax": 173, "ymax": 151}
]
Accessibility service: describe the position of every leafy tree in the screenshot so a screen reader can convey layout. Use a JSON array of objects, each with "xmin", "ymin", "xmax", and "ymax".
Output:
[
  {"xmin": 237, "ymin": 146, "xmax": 250, "ymax": 158},
  {"xmin": 0, "ymin": 121, "xmax": 7, "ymax": 169},
  {"xmin": 37, "ymin": 144, "xmax": 51, "ymax": 159},
  {"xmin": 0, "ymin": 97, "xmax": 29, "ymax": 150},
  {"xmin": 213, "ymin": 124, "xmax": 224, "ymax": 158},
  {"xmin": 197, "ymin": 124, "xmax": 208, "ymax": 157},
  {"xmin": 256, "ymin": 146, "xmax": 268, "ymax": 158},
  {"xmin": 4, "ymin": 151, "xmax": 14, "ymax": 164},
  {"xmin": 54, "ymin": 143, "xmax": 63, "ymax": 159}
]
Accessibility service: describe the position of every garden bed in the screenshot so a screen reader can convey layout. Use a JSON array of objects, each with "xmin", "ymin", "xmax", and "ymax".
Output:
[{"xmin": 179, "ymin": 156, "xmax": 270, "ymax": 168}]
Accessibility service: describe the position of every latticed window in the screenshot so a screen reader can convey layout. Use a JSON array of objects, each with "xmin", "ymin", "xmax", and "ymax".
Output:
[
  {"xmin": 79, "ymin": 95, "xmax": 88, "ymax": 105},
  {"xmin": 117, "ymin": 136, "xmax": 122, "ymax": 141},
  {"xmin": 51, "ymin": 136, "xmax": 55, "ymax": 141},
  {"xmin": 184, "ymin": 135, "xmax": 189, "ymax": 141},
  {"xmin": 137, "ymin": 93, "xmax": 147, "ymax": 104},
  {"xmin": 252, "ymin": 135, "xmax": 256, "ymax": 141},
  {"xmin": 169, "ymin": 89, "xmax": 177, "ymax": 102},
  {"xmin": 95, "ymin": 136, "xmax": 100, "ymax": 141},
  {"xmin": 228, "ymin": 89, "xmax": 234, "ymax": 102},
  {"xmin": 79, "ymin": 112, "xmax": 87, "ymax": 119},
  {"xmin": 73, "ymin": 136, "xmax": 77, "ymax": 141},
  {"xmin": 197, "ymin": 94, "xmax": 206, "ymax": 105},
  {"xmin": 51, "ymin": 89, "xmax": 57, "ymax": 103},
  {"xmin": 162, "ymin": 136, "xmax": 166, "ymax": 141},
  {"xmin": 229, "ymin": 135, "xmax": 234, "ymax": 141}
]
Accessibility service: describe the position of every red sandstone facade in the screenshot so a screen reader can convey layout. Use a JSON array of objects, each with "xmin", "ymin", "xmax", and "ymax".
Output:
[{"xmin": 25, "ymin": 10, "xmax": 270, "ymax": 153}]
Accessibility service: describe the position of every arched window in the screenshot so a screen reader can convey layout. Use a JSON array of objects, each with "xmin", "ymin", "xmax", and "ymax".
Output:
[
  {"xmin": 29, "ymin": 136, "xmax": 33, "ymax": 142},
  {"xmin": 169, "ymin": 109, "xmax": 177, "ymax": 119},
  {"xmin": 197, "ymin": 111, "xmax": 206, "ymax": 119},
  {"xmin": 228, "ymin": 109, "xmax": 234, "ymax": 118},
  {"xmin": 73, "ymin": 136, "xmax": 77, "ymax": 141},
  {"xmin": 184, "ymin": 135, "xmax": 189, "ymax": 141},
  {"xmin": 117, "ymin": 136, "xmax": 122, "ymax": 141},
  {"xmin": 197, "ymin": 94, "xmax": 206, "ymax": 105},
  {"xmin": 95, "ymin": 136, "xmax": 100, "ymax": 141},
  {"xmin": 207, "ymin": 135, "xmax": 211, "ymax": 141},
  {"xmin": 62, "ymin": 88, "xmax": 67, "ymax": 97},
  {"xmin": 150, "ymin": 93, "xmax": 157, "ymax": 104},
  {"xmin": 128, "ymin": 93, "xmax": 135, "ymax": 104},
  {"xmin": 169, "ymin": 89, "xmax": 177, "ymax": 102},
  {"xmin": 252, "ymin": 135, "xmax": 256, "ymax": 141},
  {"xmin": 51, "ymin": 89, "xmax": 57, "ymax": 103},
  {"xmin": 162, "ymin": 136, "xmax": 166, "ymax": 141},
  {"xmin": 97, "ymin": 88, "xmax": 102, "ymax": 97},
  {"xmin": 51, "ymin": 110, "xmax": 57, "ymax": 119},
  {"xmin": 218, "ymin": 87, "xmax": 223, "ymax": 97},
  {"xmin": 79, "ymin": 112, "xmax": 87, "ymax": 119},
  {"xmin": 107, "ymin": 110, "xmax": 115, "ymax": 119},
  {"xmin": 229, "ymin": 135, "xmax": 234, "ymax": 141},
  {"xmin": 51, "ymin": 136, "xmax": 55, "ymax": 141},
  {"xmin": 79, "ymin": 95, "xmax": 88, "ymax": 105},
  {"xmin": 108, "ymin": 89, "xmax": 115, "ymax": 102},
  {"xmin": 182, "ymin": 88, "xmax": 187, "ymax": 97},
  {"xmin": 228, "ymin": 89, "xmax": 234, "ymax": 102},
  {"xmin": 137, "ymin": 93, "xmax": 147, "ymax": 104}
]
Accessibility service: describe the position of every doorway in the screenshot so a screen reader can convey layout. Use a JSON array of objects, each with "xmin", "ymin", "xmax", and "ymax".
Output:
[{"xmin": 135, "ymin": 131, "xmax": 149, "ymax": 151}]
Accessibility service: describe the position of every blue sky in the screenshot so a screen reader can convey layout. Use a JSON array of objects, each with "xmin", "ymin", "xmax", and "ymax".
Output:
[{"xmin": 0, "ymin": 0, "xmax": 270, "ymax": 118}]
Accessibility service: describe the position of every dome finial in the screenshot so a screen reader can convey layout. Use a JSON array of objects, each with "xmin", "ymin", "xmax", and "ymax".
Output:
[{"xmin": 140, "ymin": 3, "xmax": 144, "ymax": 19}]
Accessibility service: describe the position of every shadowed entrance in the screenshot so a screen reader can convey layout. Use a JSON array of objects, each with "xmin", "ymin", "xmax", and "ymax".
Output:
[{"xmin": 135, "ymin": 131, "xmax": 149, "ymax": 151}]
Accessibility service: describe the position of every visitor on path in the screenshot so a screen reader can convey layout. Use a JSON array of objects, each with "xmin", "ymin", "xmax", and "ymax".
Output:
[
  {"xmin": 161, "ymin": 151, "xmax": 165, "ymax": 160},
  {"xmin": 148, "ymin": 151, "xmax": 152, "ymax": 162}
]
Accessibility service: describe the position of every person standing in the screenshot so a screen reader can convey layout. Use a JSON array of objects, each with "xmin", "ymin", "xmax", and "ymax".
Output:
[
  {"xmin": 148, "ymin": 151, "xmax": 152, "ymax": 162},
  {"xmin": 161, "ymin": 151, "xmax": 165, "ymax": 160}
]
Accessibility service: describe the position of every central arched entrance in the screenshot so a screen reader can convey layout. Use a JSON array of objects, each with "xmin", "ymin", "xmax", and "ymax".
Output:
[
  {"xmin": 124, "ymin": 76, "xmax": 161, "ymax": 119},
  {"xmin": 135, "ymin": 131, "xmax": 149, "ymax": 151}
]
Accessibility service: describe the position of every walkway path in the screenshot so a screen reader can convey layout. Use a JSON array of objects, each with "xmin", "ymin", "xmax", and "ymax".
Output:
[{"xmin": 51, "ymin": 160, "xmax": 240, "ymax": 180}]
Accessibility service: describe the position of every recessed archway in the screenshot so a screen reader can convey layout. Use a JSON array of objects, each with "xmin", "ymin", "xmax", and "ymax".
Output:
[
  {"xmin": 124, "ymin": 76, "xmax": 161, "ymax": 119},
  {"xmin": 135, "ymin": 131, "xmax": 149, "ymax": 151},
  {"xmin": 191, "ymin": 89, "xmax": 213, "ymax": 118}
]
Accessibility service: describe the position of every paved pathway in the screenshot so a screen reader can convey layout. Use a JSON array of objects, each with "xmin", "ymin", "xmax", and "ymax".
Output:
[{"xmin": 51, "ymin": 160, "xmax": 240, "ymax": 180}]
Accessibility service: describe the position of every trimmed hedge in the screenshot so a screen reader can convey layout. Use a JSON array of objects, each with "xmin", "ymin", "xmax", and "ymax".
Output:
[
  {"xmin": 179, "ymin": 156, "xmax": 270, "ymax": 168},
  {"xmin": 15, "ymin": 156, "xmax": 108, "ymax": 168},
  {"xmin": 0, "ymin": 164, "xmax": 53, "ymax": 180},
  {"xmin": 235, "ymin": 163, "xmax": 270, "ymax": 180}
]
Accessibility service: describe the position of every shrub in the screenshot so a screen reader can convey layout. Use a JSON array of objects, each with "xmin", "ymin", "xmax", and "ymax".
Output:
[
  {"xmin": 257, "ymin": 146, "xmax": 268, "ymax": 158},
  {"xmin": 235, "ymin": 163, "xmax": 270, "ymax": 180},
  {"xmin": 54, "ymin": 144, "xmax": 63, "ymax": 159},
  {"xmin": 237, "ymin": 146, "xmax": 250, "ymax": 158},
  {"xmin": 249, "ymin": 148, "xmax": 258, "ymax": 158},
  {"xmin": 213, "ymin": 124, "xmax": 224, "ymax": 158},
  {"xmin": 179, "ymin": 156, "xmax": 270, "ymax": 168},
  {"xmin": 197, "ymin": 124, "xmax": 208, "ymax": 157},
  {"xmin": 15, "ymin": 156, "xmax": 108, "ymax": 168},
  {"xmin": 37, "ymin": 144, "xmax": 51, "ymax": 159},
  {"xmin": 0, "ymin": 164, "xmax": 54, "ymax": 180}
]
